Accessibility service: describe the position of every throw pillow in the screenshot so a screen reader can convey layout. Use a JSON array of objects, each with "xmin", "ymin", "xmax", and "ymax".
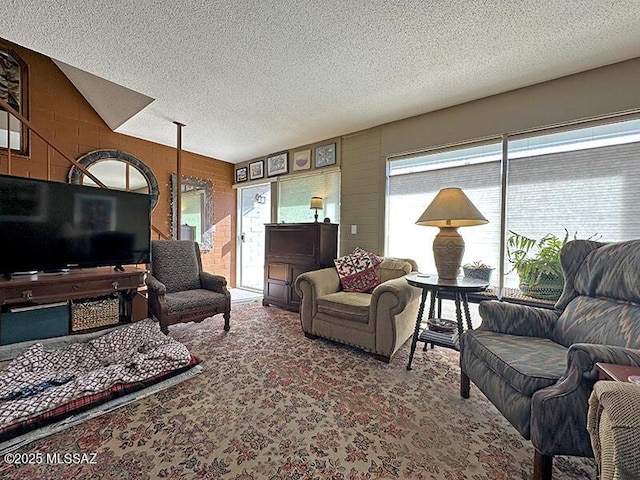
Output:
[
  {"xmin": 352, "ymin": 246, "xmax": 383, "ymax": 267},
  {"xmin": 334, "ymin": 247, "xmax": 383, "ymax": 293}
]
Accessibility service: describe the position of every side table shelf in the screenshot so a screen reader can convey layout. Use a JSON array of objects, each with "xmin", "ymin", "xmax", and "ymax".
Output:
[
  {"xmin": 405, "ymin": 274, "xmax": 489, "ymax": 371},
  {"xmin": 419, "ymin": 327, "xmax": 460, "ymax": 351}
]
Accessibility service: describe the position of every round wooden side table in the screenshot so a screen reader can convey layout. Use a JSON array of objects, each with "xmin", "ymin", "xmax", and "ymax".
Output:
[{"xmin": 405, "ymin": 274, "xmax": 489, "ymax": 371}]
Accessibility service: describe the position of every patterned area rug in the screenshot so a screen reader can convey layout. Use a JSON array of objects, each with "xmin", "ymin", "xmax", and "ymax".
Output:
[{"xmin": 0, "ymin": 304, "xmax": 597, "ymax": 479}]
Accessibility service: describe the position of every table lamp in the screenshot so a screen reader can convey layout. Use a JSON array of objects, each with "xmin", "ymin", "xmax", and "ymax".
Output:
[
  {"xmin": 416, "ymin": 187, "xmax": 488, "ymax": 280},
  {"xmin": 310, "ymin": 196, "xmax": 323, "ymax": 222}
]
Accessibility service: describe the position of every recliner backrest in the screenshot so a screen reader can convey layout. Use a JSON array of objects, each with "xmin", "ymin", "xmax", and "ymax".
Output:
[
  {"xmin": 550, "ymin": 239, "xmax": 640, "ymax": 348},
  {"xmin": 151, "ymin": 240, "xmax": 202, "ymax": 293}
]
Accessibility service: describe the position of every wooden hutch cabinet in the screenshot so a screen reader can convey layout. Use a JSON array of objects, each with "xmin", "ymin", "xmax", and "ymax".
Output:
[{"xmin": 263, "ymin": 222, "xmax": 338, "ymax": 311}]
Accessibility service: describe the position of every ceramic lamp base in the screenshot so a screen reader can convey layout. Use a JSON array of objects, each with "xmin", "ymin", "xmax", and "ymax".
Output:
[{"xmin": 433, "ymin": 227, "xmax": 464, "ymax": 280}]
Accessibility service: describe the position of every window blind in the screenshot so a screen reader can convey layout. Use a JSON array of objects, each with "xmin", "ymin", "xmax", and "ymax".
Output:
[
  {"xmin": 277, "ymin": 170, "xmax": 341, "ymax": 224},
  {"xmin": 387, "ymin": 150, "xmax": 502, "ymax": 275}
]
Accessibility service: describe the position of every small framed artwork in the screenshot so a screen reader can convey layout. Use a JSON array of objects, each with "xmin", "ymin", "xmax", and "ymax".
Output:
[
  {"xmin": 314, "ymin": 143, "xmax": 336, "ymax": 168},
  {"xmin": 267, "ymin": 152, "xmax": 289, "ymax": 177},
  {"xmin": 249, "ymin": 160, "xmax": 264, "ymax": 180},
  {"xmin": 293, "ymin": 149, "xmax": 311, "ymax": 171},
  {"xmin": 235, "ymin": 167, "xmax": 248, "ymax": 183}
]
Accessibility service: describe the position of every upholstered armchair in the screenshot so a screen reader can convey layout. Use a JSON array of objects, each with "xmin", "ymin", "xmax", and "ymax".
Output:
[
  {"xmin": 294, "ymin": 256, "xmax": 421, "ymax": 362},
  {"xmin": 588, "ymin": 381, "xmax": 640, "ymax": 480},
  {"xmin": 460, "ymin": 239, "xmax": 640, "ymax": 480},
  {"xmin": 146, "ymin": 240, "xmax": 230, "ymax": 334}
]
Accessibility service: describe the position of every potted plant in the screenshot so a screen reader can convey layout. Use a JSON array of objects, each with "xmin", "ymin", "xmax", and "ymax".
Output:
[
  {"xmin": 462, "ymin": 261, "xmax": 494, "ymax": 282},
  {"xmin": 506, "ymin": 230, "xmax": 570, "ymax": 300}
]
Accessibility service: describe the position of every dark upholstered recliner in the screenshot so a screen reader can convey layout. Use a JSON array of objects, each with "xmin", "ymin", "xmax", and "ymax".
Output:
[
  {"xmin": 146, "ymin": 240, "xmax": 230, "ymax": 334},
  {"xmin": 460, "ymin": 239, "xmax": 640, "ymax": 480}
]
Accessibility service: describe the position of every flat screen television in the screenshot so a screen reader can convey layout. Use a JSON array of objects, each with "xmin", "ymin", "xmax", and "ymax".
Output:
[{"xmin": 0, "ymin": 174, "xmax": 151, "ymax": 277}]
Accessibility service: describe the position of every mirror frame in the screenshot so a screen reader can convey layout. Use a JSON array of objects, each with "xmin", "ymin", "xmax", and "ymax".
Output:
[
  {"xmin": 170, "ymin": 174, "xmax": 214, "ymax": 252},
  {"xmin": 68, "ymin": 149, "xmax": 160, "ymax": 210}
]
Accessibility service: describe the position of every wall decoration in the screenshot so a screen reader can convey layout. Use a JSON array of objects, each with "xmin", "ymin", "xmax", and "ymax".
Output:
[
  {"xmin": 267, "ymin": 152, "xmax": 289, "ymax": 177},
  {"xmin": 235, "ymin": 167, "xmax": 248, "ymax": 183},
  {"xmin": 69, "ymin": 149, "xmax": 160, "ymax": 211},
  {"xmin": 170, "ymin": 174, "xmax": 214, "ymax": 252},
  {"xmin": 249, "ymin": 160, "xmax": 264, "ymax": 180},
  {"xmin": 0, "ymin": 50, "xmax": 21, "ymax": 110},
  {"xmin": 293, "ymin": 149, "xmax": 311, "ymax": 171},
  {"xmin": 314, "ymin": 143, "xmax": 336, "ymax": 168}
]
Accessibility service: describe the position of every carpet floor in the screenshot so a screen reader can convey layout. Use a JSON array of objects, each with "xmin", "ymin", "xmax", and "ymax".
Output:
[{"xmin": 0, "ymin": 303, "xmax": 597, "ymax": 479}]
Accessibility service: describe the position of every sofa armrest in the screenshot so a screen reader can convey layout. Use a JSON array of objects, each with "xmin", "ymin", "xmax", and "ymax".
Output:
[
  {"xmin": 294, "ymin": 267, "xmax": 341, "ymax": 333},
  {"xmin": 200, "ymin": 272, "xmax": 229, "ymax": 294},
  {"xmin": 588, "ymin": 381, "xmax": 640, "ymax": 480},
  {"xmin": 294, "ymin": 267, "xmax": 341, "ymax": 299},
  {"xmin": 590, "ymin": 381, "xmax": 640, "ymax": 428},
  {"xmin": 145, "ymin": 274, "xmax": 166, "ymax": 295},
  {"xmin": 530, "ymin": 343, "xmax": 640, "ymax": 456},
  {"xmin": 145, "ymin": 274, "xmax": 167, "ymax": 322},
  {"xmin": 371, "ymin": 275, "xmax": 422, "ymax": 358},
  {"xmin": 371, "ymin": 275, "xmax": 421, "ymax": 313},
  {"xmin": 477, "ymin": 300, "xmax": 560, "ymax": 337}
]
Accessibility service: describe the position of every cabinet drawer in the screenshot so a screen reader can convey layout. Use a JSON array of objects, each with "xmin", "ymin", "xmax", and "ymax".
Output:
[
  {"xmin": 1, "ymin": 275, "xmax": 141, "ymax": 305},
  {"xmin": 267, "ymin": 263, "xmax": 288, "ymax": 282}
]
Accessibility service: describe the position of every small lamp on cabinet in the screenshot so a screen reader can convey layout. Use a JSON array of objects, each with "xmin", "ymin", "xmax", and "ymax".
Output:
[{"xmin": 310, "ymin": 196, "xmax": 323, "ymax": 222}]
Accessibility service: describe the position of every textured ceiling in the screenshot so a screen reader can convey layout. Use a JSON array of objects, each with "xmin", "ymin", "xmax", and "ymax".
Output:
[{"xmin": 2, "ymin": 1, "xmax": 640, "ymax": 164}]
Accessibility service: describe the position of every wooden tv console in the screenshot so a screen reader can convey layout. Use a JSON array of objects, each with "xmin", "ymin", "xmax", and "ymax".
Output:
[{"xmin": 0, "ymin": 267, "xmax": 146, "ymax": 328}]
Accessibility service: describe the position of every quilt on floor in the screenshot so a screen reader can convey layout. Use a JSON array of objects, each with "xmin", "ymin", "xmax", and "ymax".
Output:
[{"xmin": 0, "ymin": 318, "xmax": 194, "ymax": 439}]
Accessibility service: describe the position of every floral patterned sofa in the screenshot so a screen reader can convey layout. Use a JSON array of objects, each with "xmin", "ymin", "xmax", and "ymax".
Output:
[{"xmin": 460, "ymin": 239, "xmax": 640, "ymax": 480}]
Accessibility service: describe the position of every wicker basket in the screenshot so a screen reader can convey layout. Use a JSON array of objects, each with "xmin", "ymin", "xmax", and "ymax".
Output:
[{"xmin": 71, "ymin": 297, "xmax": 120, "ymax": 332}]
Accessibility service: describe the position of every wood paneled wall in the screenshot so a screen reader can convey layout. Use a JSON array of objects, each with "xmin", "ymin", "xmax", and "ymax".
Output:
[{"xmin": 0, "ymin": 39, "xmax": 236, "ymax": 284}]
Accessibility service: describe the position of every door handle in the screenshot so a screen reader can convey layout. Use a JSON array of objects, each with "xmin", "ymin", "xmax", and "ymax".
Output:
[{"xmin": 240, "ymin": 233, "xmax": 245, "ymax": 243}]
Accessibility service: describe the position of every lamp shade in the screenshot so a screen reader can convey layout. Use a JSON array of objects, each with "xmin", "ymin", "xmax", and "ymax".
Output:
[
  {"xmin": 310, "ymin": 196, "xmax": 323, "ymax": 210},
  {"xmin": 415, "ymin": 187, "xmax": 488, "ymax": 227}
]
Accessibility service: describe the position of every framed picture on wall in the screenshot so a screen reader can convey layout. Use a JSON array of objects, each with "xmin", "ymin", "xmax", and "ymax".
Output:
[
  {"xmin": 314, "ymin": 143, "xmax": 336, "ymax": 168},
  {"xmin": 249, "ymin": 160, "xmax": 264, "ymax": 180},
  {"xmin": 293, "ymin": 149, "xmax": 311, "ymax": 171},
  {"xmin": 267, "ymin": 152, "xmax": 289, "ymax": 177},
  {"xmin": 235, "ymin": 167, "xmax": 248, "ymax": 183}
]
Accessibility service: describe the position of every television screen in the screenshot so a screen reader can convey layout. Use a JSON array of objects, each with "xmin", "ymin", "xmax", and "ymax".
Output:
[{"xmin": 0, "ymin": 174, "xmax": 151, "ymax": 275}]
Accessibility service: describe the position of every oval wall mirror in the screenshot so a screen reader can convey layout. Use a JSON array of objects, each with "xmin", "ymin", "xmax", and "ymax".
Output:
[{"xmin": 68, "ymin": 149, "xmax": 159, "ymax": 210}]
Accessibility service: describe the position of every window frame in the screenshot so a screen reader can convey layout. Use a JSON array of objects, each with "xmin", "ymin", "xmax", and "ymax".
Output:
[
  {"xmin": 385, "ymin": 111, "xmax": 640, "ymax": 290},
  {"xmin": 0, "ymin": 41, "xmax": 29, "ymax": 155}
]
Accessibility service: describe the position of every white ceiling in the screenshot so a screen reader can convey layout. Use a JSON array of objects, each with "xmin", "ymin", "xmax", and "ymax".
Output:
[{"xmin": 2, "ymin": 1, "xmax": 640, "ymax": 164}]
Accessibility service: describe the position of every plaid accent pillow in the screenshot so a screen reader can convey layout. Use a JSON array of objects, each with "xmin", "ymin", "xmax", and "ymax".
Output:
[
  {"xmin": 352, "ymin": 247, "xmax": 383, "ymax": 267},
  {"xmin": 334, "ymin": 248, "xmax": 383, "ymax": 293}
]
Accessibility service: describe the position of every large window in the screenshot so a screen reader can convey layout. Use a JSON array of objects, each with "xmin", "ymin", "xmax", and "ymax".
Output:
[
  {"xmin": 505, "ymin": 118, "xmax": 640, "ymax": 286},
  {"xmin": 387, "ymin": 143, "xmax": 502, "ymax": 275},
  {"xmin": 386, "ymin": 116, "xmax": 640, "ymax": 288},
  {"xmin": 277, "ymin": 169, "xmax": 341, "ymax": 224},
  {"xmin": 0, "ymin": 45, "xmax": 28, "ymax": 154}
]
